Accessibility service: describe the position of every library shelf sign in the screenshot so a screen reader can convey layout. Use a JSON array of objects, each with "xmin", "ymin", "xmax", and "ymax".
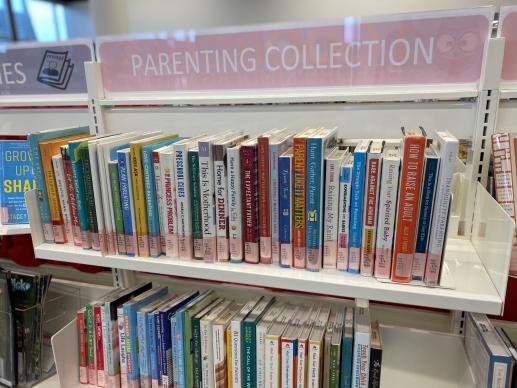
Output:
[
  {"xmin": 0, "ymin": 40, "xmax": 93, "ymax": 96},
  {"xmin": 499, "ymin": 5, "xmax": 517, "ymax": 84},
  {"xmin": 97, "ymin": 7, "xmax": 493, "ymax": 94}
]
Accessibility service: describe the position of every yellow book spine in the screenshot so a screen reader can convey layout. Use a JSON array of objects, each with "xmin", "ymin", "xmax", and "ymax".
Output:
[{"xmin": 226, "ymin": 327, "xmax": 233, "ymax": 388}]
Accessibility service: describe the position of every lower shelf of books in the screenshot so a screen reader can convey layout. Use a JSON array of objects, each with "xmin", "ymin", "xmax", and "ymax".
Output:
[{"xmin": 0, "ymin": 223, "xmax": 30, "ymax": 236}]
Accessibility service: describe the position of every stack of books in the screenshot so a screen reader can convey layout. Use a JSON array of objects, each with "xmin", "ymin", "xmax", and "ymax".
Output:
[
  {"xmin": 77, "ymin": 284, "xmax": 383, "ymax": 388},
  {"xmin": 30, "ymin": 126, "xmax": 458, "ymax": 284}
]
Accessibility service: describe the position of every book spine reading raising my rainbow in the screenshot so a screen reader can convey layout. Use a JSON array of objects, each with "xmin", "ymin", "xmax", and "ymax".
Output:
[{"xmin": 241, "ymin": 143, "xmax": 260, "ymax": 264}]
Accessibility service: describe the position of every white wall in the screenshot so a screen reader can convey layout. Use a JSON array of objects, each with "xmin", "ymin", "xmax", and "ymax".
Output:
[{"xmin": 90, "ymin": 0, "xmax": 517, "ymax": 36}]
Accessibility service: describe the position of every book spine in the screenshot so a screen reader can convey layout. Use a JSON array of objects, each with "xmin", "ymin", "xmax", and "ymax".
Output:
[
  {"xmin": 323, "ymin": 156, "xmax": 341, "ymax": 269},
  {"xmin": 279, "ymin": 153, "xmax": 293, "ymax": 267},
  {"xmin": 176, "ymin": 145, "xmax": 194, "ymax": 259},
  {"xmin": 143, "ymin": 148, "xmax": 161, "ymax": 257},
  {"xmin": 296, "ymin": 339, "xmax": 307, "ymax": 388},
  {"xmin": 424, "ymin": 135, "xmax": 458, "ymax": 285},
  {"xmin": 105, "ymin": 307, "xmax": 122, "ymax": 387},
  {"xmin": 40, "ymin": 143, "xmax": 66, "ymax": 243},
  {"xmin": 270, "ymin": 144, "xmax": 280, "ymax": 265},
  {"xmin": 256, "ymin": 325, "xmax": 267, "ymax": 388},
  {"xmin": 368, "ymin": 347, "xmax": 382, "ymax": 388},
  {"xmin": 81, "ymin": 148, "xmax": 100, "ymax": 250},
  {"xmin": 214, "ymin": 147, "xmax": 230, "ymax": 262},
  {"xmin": 28, "ymin": 133, "xmax": 54, "ymax": 242},
  {"xmin": 99, "ymin": 150, "xmax": 116, "ymax": 256},
  {"xmin": 130, "ymin": 144, "xmax": 150, "ymax": 257},
  {"xmin": 374, "ymin": 158, "xmax": 400, "ymax": 278},
  {"xmin": 192, "ymin": 318, "xmax": 203, "ymax": 388},
  {"xmin": 148, "ymin": 313, "xmax": 160, "ymax": 388},
  {"xmin": 160, "ymin": 152, "xmax": 179, "ymax": 258},
  {"xmin": 137, "ymin": 312, "xmax": 150, "ymax": 388},
  {"xmin": 306, "ymin": 138, "xmax": 324, "ymax": 271},
  {"xmin": 153, "ymin": 151, "xmax": 166, "ymax": 254},
  {"xmin": 308, "ymin": 339, "xmax": 322, "ymax": 388},
  {"xmin": 242, "ymin": 321, "xmax": 256, "ymax": 388},
  {"xmin": 329, "ymin": 344, "xmax": 339, "ymax": 388},
  {"xmin": 71, "ymin": 155, "xmax": 92, "ymax": 249},
  {"xmin": 200, "ymin": 319, "xmax": 214, "ymax": 388},
  {"xmin": 231, "ymin": 320, "xmax": 243, "ymax": 388},
  {"xmin": 293, "ymin": 137, "xmax": 307, "ymax": 269},
  {"xmin": 52, "ymin": 154, "xmax": 74, "ymax": 243},
  {"xmin": 89, "ymin": 145, "xmax": 108, "ymax": 253},
  {"xmin": 213, "ymin": 324, "xmax": 228, "ymax": 388},
  {"xmin": 227, "ymin": 327, "xmax": 233, "ymax": 388},
  {"xmin": 265, "ymin": 335, "xmax": 280, "ymax": 388},
  {"xmin": 118, "ymin": 307, "xmax": 128, "ymax": 388},
  {"xmin": 199, "ymin": 141, "xmax": 218, "ymax": 263},
  {"xmin": 189, "ymin": 149, "xmax": 204, "ymax": 259},
  {"xmin": 118, "ymin": 151, "xmax": 137, "ymax": 256},
  {"xmin": 175, "ymin": 312, "xmax": 186, "ymax": 388},
  {"xmin": 101, "ymin": 305, "xmax": 112, "ymax": 377},
  {"xmin": 77, "ymin": 309, "xmax": 88, "ymax": 384},
  {"xmin": 412, "ymin": 156, "xmax": 439, "ymax": 280},
  {"xmin": 228, "ymin": 147, "xmax": 244, "ymax": 262},
  {"xmin": 352, "ymin": 332, "xmax": 370, "ymax": 388},
  {"xmin": 349, "ymin": 150, "xmax": 367, "ymax": 273},
  {"xmin": 281, "ymin": 338, "xmax": 296, "ymax": 388},
  {"xmin": 360, "ymin": 153, "xmax": 382, "ymax": 276},
  {"xmin": 258, "ymin": 137, "xmax": 272, "ymax": 264},
  {"xmin": 62, "ymin": 151, "xmax": 82, "ymax": 246},
  {"xmin": 158, "ymin": 312, "xmax": 172, "ymax": 388},
  {"xmin": 124, "ymin": 306, "xmax": 139, "ymax": 385},
  {"xmin": 109, "ymin": 162, "xmax": 127, "ymax": 255},
  {"xmin": 241, "ymin": 145, "xmax": 259, "ymax": 264},
  {"xmin": 341, "ymin": 337, "xmax": 353, "ymax": 388},
  {"xmin": 337, "ymin": 164, "xmax": 352, "ymax": 271},
  {"xmin": 86, "ymin": 305, "xmax": 97, "ymax": 385},
  {"xmin": 94, "ymin": 305, "xmax": 106, "ymax": 387},
  {"xmin": 392, "ymin": 135, "xmax": 425, "ymax": 282}
]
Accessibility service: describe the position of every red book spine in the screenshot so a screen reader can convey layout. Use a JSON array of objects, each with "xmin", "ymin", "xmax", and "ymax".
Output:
[
  {"xmin": 258, "ymin": 137, "xmax": 272, "ymax": 264},
  {"xmin": 391, "ymin": 133, "xmax": 426, "ymax": 282},
  {"xmin": 63, "ymin": 157, "xmax": 82, "ymax": 246},
  {"xmin": 94, "ymin": 305, "xmax": 106, "ymax": 387},
  {"xmin": 77, "ymin": 309, "xmax": 88, "ymax": 384},
  {"xmin": 292, "ymin": 137, "xmax": 307, "ymax": 269},
  {"xmin": 241, "ymin": 144, "xmax": 259, "ymax": 263}
]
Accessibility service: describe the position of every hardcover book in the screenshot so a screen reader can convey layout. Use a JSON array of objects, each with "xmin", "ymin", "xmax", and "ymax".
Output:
[
  {"xmin": 51, "ymin": 153, "xmax": 73, "ymax": 243},
  {"xmin": 228, "ymin": 145, "xmax": 244, "ymax": 262},
  {"xmin": 189, "ymin": 146, "xmax": 204, "ymax": 259},
  {"xmin": 279, "ymin": 147, "xmax": 294, "ymax": 267},
  {"xmin": 337, "ymin": 155, "xmax": 353, "ymax": 271},
  {"xmin": 329, "ymin": 310, "xmax": 345, "ymax": 388},
  {"xmin": 158, "ymin": 145, "xmax": 179, "ymax": 258},
  {"xmin": 117, "ymin": 149, "xmax": 138, "ymax": 256},
  {"xmin": 368, "ymin": 322, "xmax": 383, "ymax": 388},
  {"xmin": 352, "ymin": 304, "xmax": 370, "ymax": 388},
  {"xmin": 340, "ymin": 307, "xmax": 354, "ymax": 388},
  {"xmin": 61, "ymin": 144, "xmax": 81, "ymax": 246}
]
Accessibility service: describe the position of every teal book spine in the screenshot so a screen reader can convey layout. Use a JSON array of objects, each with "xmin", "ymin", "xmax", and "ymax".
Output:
[
  {"xmin": 137, "ymin": 310, "xmax": 150, "ymax": 387},
  {"xmin": 191, "ymin": 316, "xmax": 203, "ymax": 388},
  {"xmin": 69, "ymin": 141, "xmax": 91, "ymax": 249},
  {"xmin": 188, "ymin": 149, "xmax": 203, "ymax": 259},
  {"xmin": 108, "ymin": 161, "xmax": 126, "ymax": 255},
  {"xmin": 175, "ymin": 311, "xmax": 186, "ymax": 388},
  {"xmin": 171, "ymin": 314, "xmax": 180, "ymax": 388},
  {"xmin": 242, "ymin": 321, "xmax": 257, "ymax": 388},
  {"xmin": 80, "ymin": 146, "xmax": 100, "ymax": 250},
  {"xmin": 340, "ymin": 336, "xmax": 353, "ymax": 388}
]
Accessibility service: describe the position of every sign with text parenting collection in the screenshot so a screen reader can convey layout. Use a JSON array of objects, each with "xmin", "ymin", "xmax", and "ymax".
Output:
[
  {"xmin": 0, "ymin": 40, "xmax": 92, "ymax": 96},
  {"xmin": 499, "ymin": 6, "xmax": 517, "ymax": 83},
  {"xmin": 97, "ymin": 8, "xmax": 493, "ymax": 93}
]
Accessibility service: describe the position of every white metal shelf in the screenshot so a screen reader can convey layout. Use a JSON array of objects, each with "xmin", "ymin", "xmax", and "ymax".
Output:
[
  {"xmin": 499, "ymin": 89, "xmax": 517, "ymax": 99},
  {"xmin": 32, "ymin": 238, "xmax": 501, "ymax": 315},
  {"xmin": 0, "ymin": 223, "xmax": 30, "ymax": 235}
]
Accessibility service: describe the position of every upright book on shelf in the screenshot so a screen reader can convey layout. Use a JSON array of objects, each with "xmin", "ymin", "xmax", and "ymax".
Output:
[
  {"xmin": 308, "ymin": 307, "xmax": 331, "ymax": 388},
  {"xmin": 279, "ymin": 147, "xmax": 294, "ymax": 267},
  {"xmin": 61, "ymin": 144, "xmax": 82, "ymax": 246},
  {"xmin": 51, "ymin": 154, "xmax": 73, "ymax": 243},
  {"xmin": 341, "ymin": 307, "xmax": 354, "ymax": 388},
  {"xmin": 189, "ymin": 146, "xmax": 204, "ymax": 260},
  {"xmin": 368, "ymin": 322, "xmax": 383, "ymax": 388},
  {"xmin": 352, "ymin": 302, "xmax": 370, "ymax": 388},
  {"xmin": 228, "ymin": 144, "xmax": 244, "ymax": 262},
  {"xmin": 337, "ymin": 154, "xmax": 353, "ymax": 271},
  {"xmin": 296, "ymin": 306, "xmax": 319, "ymax": 388},
  {"xmin": 118, "ymin": 148, "xmax": 137, "ymax": 256}
]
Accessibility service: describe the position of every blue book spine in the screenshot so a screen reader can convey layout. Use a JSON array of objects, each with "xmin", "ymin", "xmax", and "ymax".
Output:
[
  {"xmin": 176, "ymin": 311, "xmax": 186, "ymax": 388},
  {"xmin": 171, "ymin": 314, "xmax": 180, "ymax": 388},
  {"xmin": 413, "ymin": 156, "xmax": 439, "ymax": 280},
  {"xmin": 118, "ymin": 150, "xmax": 134, "ymax": 256},
  {"xmin": 348, "ymin": 149, "xmax": 367, "ymax": 274},
  {"xmin": 148, "ymin": 313, "xmax": 160, "ymax": 386},
  {"xmin": 305, "ymin": 138, "xmax": 323, "ymax": 271},
  {"xmin": 278, "ymin": 153, "xmax": 292, "ymax": 268},
  {"xmin": 154, "ymin": 312, "xmax": 164, "ymax": 386},
  {"xmin": 137, "ymin": 311, "xmax": 150, "ymax": 386},
  {"xmin": 340, "ymin": 336, "xmax": 353, "ymax": 388},
  {"xmin": 158, "ymin": 311, "xmax": 173, "ymax": 387},
  {"xmin": 269, "ymin": 142, "xmax": 281, "ymax": 263}
]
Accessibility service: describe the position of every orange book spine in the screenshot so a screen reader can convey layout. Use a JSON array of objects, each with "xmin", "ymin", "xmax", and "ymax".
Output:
[
  {"xmin": 391, "ymin": 132, "xmax": 425, "ymax": 282},
  {"xmin": 292, "ymin": 137, "xmax": 307, "ymax": 269}
]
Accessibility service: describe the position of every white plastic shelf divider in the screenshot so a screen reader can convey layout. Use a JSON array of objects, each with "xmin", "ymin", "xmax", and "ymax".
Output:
[{"xmin": 0, "ymin": 223, "xmax": 30, "ymax": 235}]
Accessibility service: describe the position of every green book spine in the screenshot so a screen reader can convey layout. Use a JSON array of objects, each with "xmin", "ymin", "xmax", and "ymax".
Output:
[
  {"xmin": 329, "ymin": 343, "xmax": 340, "ymax": 388},
  {"xmin": 341, "ymin": 336, "xmax": 353, "ymax": 388},
  {"xmin": 188, "ymin": 150, "xmax": 203, "ymax": 259},
  {"xmin": 80, "ymin": 147, "xmax": 99, "ymax": 249},
  {"xmin": 85, "ymin": 304, "xmax": 95, "ymax": 381},
  {"xmin": 191, "ymin": 317, "xmax": 203, "ymax": 388},
  {"xmin": 109, "ymin": 161, "xmax": 126, "ymax": 255},
  {"xmin": 242, "ymin": 321, "xmax": 256, "ymax": 388}
]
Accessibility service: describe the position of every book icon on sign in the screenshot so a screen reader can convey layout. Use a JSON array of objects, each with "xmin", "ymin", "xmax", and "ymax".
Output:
[{"xmin": 37, "ymin": 50, "xmax": 74, "ymax": 90}]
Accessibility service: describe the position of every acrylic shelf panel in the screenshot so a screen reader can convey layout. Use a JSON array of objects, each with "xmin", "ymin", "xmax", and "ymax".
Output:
[{"xmin": 0, "ymin": 224, "xmax": 30, "ymax": 236}]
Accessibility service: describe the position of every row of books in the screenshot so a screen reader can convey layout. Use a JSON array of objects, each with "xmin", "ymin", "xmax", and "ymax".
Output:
[
  {"xmin": 77, "ymin": 281, "xmax": 381, "ymax": 388},
  {"xmin": 29, "ymin": 126, "xmax": 458, "ymax": 283}
]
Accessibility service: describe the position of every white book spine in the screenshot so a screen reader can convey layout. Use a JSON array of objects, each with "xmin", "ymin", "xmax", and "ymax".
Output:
[
  {"xmin": 160, "ymin": 151, "xmax": 179, "ymax": 258},
  {"xmin": 424, "ymin": 132, "xmax": 458, "ymax": 285},
  {"xmin": 117, "ymin": 307, "xmax": 128, "ymax": 388},
  {"xmin": 337, "ymin": 165, "xmax": 352, "ymax": 270},
  {"xmin": 374, "ymin": 156, "xmax": 400, "ymax": 278},
  {"xmin": 265, "ymin": 337, "xmax": 279, "ymax": 388},
  {"xmin": 281, "ymin": 341, "xmax": 295, "ymax": 388},
  {"xmin": 256, "ymin": 325, "xmax": 268, "ymax": 388},
  {"xmin": 214, "ymin": 157, "xmax": 230, "ymax": 262},
  {"xmin": 308, "ymin": 341, "xmax": 321, "ymax": 388},
  {"xmin": 51, "ymin": 154, "xmax": 73, "ymax": 244},
  {"xmin": 228, "ymin": 147, "xmax": 243, "ymax": 262},
  {"xmin": 352, "ymin": 332, "xmax": 370, "ymax": 388},
  {"xmin": 101, "ymin": 148, "xmax": 118, "ymax": 255},
  {"xmin": 199, "ymin": 141, "xmax": 217, "ymax": 262},
  {"xmin": 200, "ymin": 319, "xmax": 215, "ymax": 388},
  {"xmin": 231, "ymin": 320, "xmax": 243, "ymax": 388},
  {"xmin": 296, "ymin": 341, "xmax": 306, "ymax": 388},
  {"xmin": 212, "ymin": 324, "xmax": 226, "ymax": 386},
  {"xmin": 89, "ymin": 144, "xmax": 107, "ymax": 253},
  {"xmin": 174, "ymin": 144, "xmax": 194, "ymax": 259},
  {"xmin": 323, "ymin": 156, "xmax": 342, "ymax": 268},
  {"xmin": 153, "ymin": 151, "xmax": 166, "ymax": 254}
]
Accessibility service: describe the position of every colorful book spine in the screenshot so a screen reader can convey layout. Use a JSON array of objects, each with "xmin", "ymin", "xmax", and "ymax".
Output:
[
  {"xmin": 77, "ymin": 308, "xmax": 88, "ymax": 384},
  {"xmin": 391, "ymin": 128, "xmax": 426, "ymax": 283},
  {"xmin": 157, "ymin": 310, "xmax": 173, "ymax": 387},
  {"xmin": 94, "ymin": 305, "xmax": 106, "ymax": 387},
  {"xmin": 412, "ymin": 149, "xmax": 439, "ymax": 281},
  {"xmin": 279, "ymin": 149, "xmax": 293, "ymax": 267},
  {"xmin": 81, "ymin": 146, "xmax": 101, "ymax": 250},
  {"xmin": 228, "ymin": 146, "xmax": 244, "ymax": 262},
  {"xmin": 137, "ymin": 311, "xmax": 151, "ymax": 388},
  {"xmin": 292, "ymin": 135, "xmax": 308, "ymax": 269},
  {"xmin": 199, "ymin": 140, "xmax": 218, "ymax": 263},
  {"xmin": 61, "ymin": 145, "xmax": 82, "ymax": 246},
  {"xmin": 175, "ymin": 143, "xmax": 194, "ymax": 259},
  {"xmin": 153, "ymin": 150, "xmax": 166, "ymax": 254},
  {"xmin": 374, "ymin": 148, "xmax": 400, "ymax": 279},
  {"xmin": 159, "ymin": 150, "xmax": 179, "ymax": 258},
  {"xmin": 281, "ymin": 335, "xmax": 296, "ymax": 388},
  {"xmin": 368, "ymin": 323, "xmax": 382, "ymax": 388},
  {"xmin": 189, "ymin": 148, "xmax": 204, "ymax": 259},
  {"xmin": 148, "ymin": 312, "xmax": 160, "ymax": 387},
  {"xmin": 341, "ymin": 308, "xmax": 354, "ymax": 388},
  {"xmin": 118, "ymin": 149, "xmax": 137, "ymax": 256},
  {"xmin": 360, "ymin": 143, "xmax": 383, "ymax": 276},
  {"xmin": 349, "ymin": 141, "xmax": 369, "ymax": 273},
  {"xmin": 352, "ymin": 306, "xmax": 370, "ymax": 388},
  {"xmin": 258, "ymin": 136, "xmax": 272, "ymax": 264},
  {"xmin": 241, "ymin": 142, "xmax": 259, "ymax": 264},
  {"xmin": 306, "ymin": 140, "xmax": 324, "ymax": 272},
  {"xmin": 337, "ymin": 157, "xmax": 353, "ymax": 271},
  {"xmin": 85, "ymin": 304, "xmax": 97, "ymax": 385},
  {"xmin": 108, "ymin": 161, "xmax": 126, "ymax": 255},
  {"xmin": 51, "ymin": 154, "xmax": 74, "ymax": 243},
  {"xmin": 424, "ymin": 132, "xmax": 459, "ymax": 285},
  {"xmin": 214, "ymin": 144, "xmax": 230, "ymax": 262},
  {"xmin": 118, "ymin": 307, "xmax": 128, "ymax": 388}
]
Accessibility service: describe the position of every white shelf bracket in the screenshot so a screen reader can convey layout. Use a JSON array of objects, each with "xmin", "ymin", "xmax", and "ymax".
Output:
[{"xmin": 85, "ymin": 61, "xmax": 107, "ymax": 136}]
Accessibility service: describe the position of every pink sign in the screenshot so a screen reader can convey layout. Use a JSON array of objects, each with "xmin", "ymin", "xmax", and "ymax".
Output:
[
  {"xmin": 97, "ymin": 9, "xmax": 492, "ymax": 93},
  {"xmin": 500, "ymin": 6, "xmax": 517, "ymax": 82}
]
